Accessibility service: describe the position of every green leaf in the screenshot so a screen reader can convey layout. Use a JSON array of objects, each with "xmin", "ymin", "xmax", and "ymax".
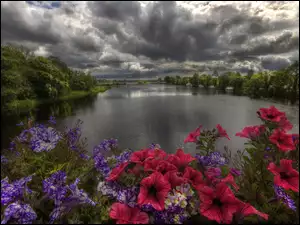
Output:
[{"xmin": 220, "ymin": 165, "xmax": 229, "ymax": 177}]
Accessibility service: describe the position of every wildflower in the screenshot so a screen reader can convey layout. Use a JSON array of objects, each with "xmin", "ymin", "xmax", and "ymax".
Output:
[
  {"xmin": 147, "ymin": 148, "xmax": 167, "ymax": 160},
  {"xmin": 273, "ymin": 185, "xmax": 297, "ymax": 211},
  {"xmin": 269, "ymin": 129, "xmax": 295, "ymax": 152},
  {"xmin": 93, "ymin": 139, "xmax": 118, "ymax": 156},
  {"xmin": 198, "ymin": 183, "xmax": 240, "ymax": 223},
  {"xmin": 138, "ymin": 172, "xmax": 171, "ymax": 211},
  {"xmin": 278, "ymin": 116, "xmax": 293, "ymax": 131},
  {"xmin": 257, "ymin": 105, "xmax": 285, "ymax": 122},
  {"xmin": 184, "ymin": 125, "xmax": 202, "ymax": 143},
  {"xmin": 106, "ymin": 162, "xmax": 128, "ymax": 181},
  {"xmin": 116, "ymin": 186, "xmax": 139, "ymax": 207},
  {"xmin": 144, "ymin": 159, "xmax": 163, "ymax": 172},
  {"xmin": 1, "ymin": 202, "xmax": 37, "ymax": 224},
  {"xmin": 97, "ymin": 181, "xmax": 119, "ymax": 198},
  {"xmin": 196, "ymin": 152, "xmax": 228, "ymax": 167},
  {"xmin": 115, "ymin": 149, "xmax": 132, "ymax": 166},
  {"xmin": 221, "ymin": 173, "xmax": 239, "ymax": 191},
  {"xmin": 109, "ymin": 202, "xmax": 149, "ymax": 224},
  {"xmin": 66, "ymin": 127, "xmax": 81, "ymax": 151},
  {"xmin": 267, "ymin": 159, "xmax": 299, "ymax": 192},
  {"xmin": 235, "ymin": 125, "xmax": 265, "ymax": 140},
  {"xmin": 216, "ymin": 124, "xmax": 230, "ymax": 140}
]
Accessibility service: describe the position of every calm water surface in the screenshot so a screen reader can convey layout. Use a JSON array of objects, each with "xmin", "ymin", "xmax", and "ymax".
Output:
[{"xmin": 2, "ymin": 85, "xmax": 299, "ymax": 155}]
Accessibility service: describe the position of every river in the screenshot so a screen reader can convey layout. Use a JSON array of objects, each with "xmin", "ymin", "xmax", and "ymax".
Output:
[{"xmin": 1, "ymin": 84, "xmax": 299, "ymax": 155}]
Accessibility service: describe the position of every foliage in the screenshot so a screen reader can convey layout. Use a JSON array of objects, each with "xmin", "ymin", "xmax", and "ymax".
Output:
[
  {"xmin": 1, "ymin": 106, "xmax": 298, "ymax": 224},
  {"xmin": 163, "ymin": 62, "xmax": 299, "ymax": 102},
  {"xmin": 1, "ymin": 44, "xmax": 100, "ymax": 112}
]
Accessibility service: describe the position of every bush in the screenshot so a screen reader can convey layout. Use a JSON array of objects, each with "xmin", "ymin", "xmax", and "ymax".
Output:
[{"xmin": 1, "ymin": 106, "xmax": 299, "ymax": 224}]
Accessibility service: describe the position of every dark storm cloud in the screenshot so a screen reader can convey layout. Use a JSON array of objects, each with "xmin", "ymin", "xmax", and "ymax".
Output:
[{"xmin": 1, "ymin": 1, "xmax": 299, "ymax": 75}]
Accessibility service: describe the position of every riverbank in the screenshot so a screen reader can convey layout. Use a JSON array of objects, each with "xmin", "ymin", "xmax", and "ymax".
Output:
[{"xmin": 5, "ymin": 86, "xmax": 110, "ymax": 114}]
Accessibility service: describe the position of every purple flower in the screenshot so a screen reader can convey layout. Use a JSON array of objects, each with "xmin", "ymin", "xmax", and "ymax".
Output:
[
  {"xmin": 66, "ymin": 127, "xmax": 81, "ymax": 151},
  {"xmin": 230, "ymin": 168, "xmax": 241, "ymax": 176},
  {"xmin": 43, "ymin": 171, "xmax": 68, "ymax": 205},
  {"xmin": 265, "ymin": 147, "xmax": 271, "ymax": 151},
  {"xmin": 116, "ymin": 186, "xmax": 139, "ymax": 207},
  {"xmin": 1, "ymin": 202, "xmax": 37, "ymax": 224},
  {"xmin": 274, "ymin": 185, "xmax": 297, "ymax": 211},
  {"xmin": 93, "ymin": 139, "xmax": 118, "ymax": 157},
  {"xmin": 150, "ymin": 143, "xmax": 161, "ymax": 150},
  {"xmin": 1, "ymin": 176, "xmax": 33, "ymax": 206},
  {"xmin": 97, "ymin": 181, "xmax": 120, "ymax": 198},
  {"xmin": 49, "ymin": 205, "xmax": 70, "ymax": 224},
  {"xmin": 16, "ymin": 121, "xmax": 24, "ymax": 126},
  {"xmin": 8, "ymin": 142, "xmax": 16, "ymax": 151},
  {"xmin": 94, "ymin": 153, "xmax": 110, "ymax": 177},
  {"xmin": 30, "ymin": 126, "xmax": 61, "ymax": 152},
  {"xmin": 114, "ymin": 150, "xmax": 132, "ymax": 166},
  {"xmin": 195, "ymin": 151, "xmax": 228, "ymax": 167},
  {"xmin": 48, "ymin": 116, "xmax": 56, "ymax": 125},
  {"xmin": 1, "ymin": 155, "xmax": 8, "ymax": 164}
]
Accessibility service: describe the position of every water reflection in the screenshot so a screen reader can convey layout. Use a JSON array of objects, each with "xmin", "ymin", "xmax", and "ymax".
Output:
[{"xmin": 1, "ymin": 85, "xmax": 299, "ymax": 155}]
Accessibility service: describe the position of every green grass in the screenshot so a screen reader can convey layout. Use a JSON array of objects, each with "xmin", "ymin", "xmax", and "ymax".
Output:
[{"xmin": 6, "ymin": 86, "xmax": 110, "ymax": 113}]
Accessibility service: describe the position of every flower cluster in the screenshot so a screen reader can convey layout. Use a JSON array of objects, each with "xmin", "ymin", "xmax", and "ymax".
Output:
[{"xmin": 195, "ymin": 151, "xmax": 228, "ymax": 167}]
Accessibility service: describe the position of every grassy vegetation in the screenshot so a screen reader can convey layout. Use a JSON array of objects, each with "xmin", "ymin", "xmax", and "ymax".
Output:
[{"xmin": 137, "ymin": 80, "xmax": 149, "ymax": 85}]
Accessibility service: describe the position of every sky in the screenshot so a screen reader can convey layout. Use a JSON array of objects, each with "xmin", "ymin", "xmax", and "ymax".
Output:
[{"xmin": 1, "ymin": 1, "xmax": 299, "ymax": 78}]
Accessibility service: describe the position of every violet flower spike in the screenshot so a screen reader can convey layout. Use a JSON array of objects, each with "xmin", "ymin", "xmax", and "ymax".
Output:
[{"xmin": 1, "ymin": 202, "xmax": 37, "ymax": 224}]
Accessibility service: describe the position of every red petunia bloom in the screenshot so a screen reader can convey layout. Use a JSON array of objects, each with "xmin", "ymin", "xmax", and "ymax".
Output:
[
  {"xmin": 269, "ymin": 129, "xmax": 295, "ymax": 152},
  {"xmin": 216, "ymin": 124, "xmax": 230, "ymax": 140},
  {"xmin": 107, "ymin": 162, "xmax": 129, "ymax": 181},
  {"xmin": 183, "ymin": 166, "xmax": 204, "ymax": 187},
  {"xmin": 267, "ymin": 159, "xmax": 299, "ymax": 192},
  {"xmin": 144, "ymin": 159, "xmax": 162, "ymax": 172},
  {"xmin": 278, "ymin": 116, "xmax": 293, "ymax": 131},
  {"xmin": 128, "ymin": 164, "xmax": 144, "ymax": 176},
  {"xmin": 164, "ymin": 171, "xmax": 187, "ymax": 189},
  {"xmin": 109, "ymin": 202, "xmax": 149, "ymax": 224},
  {"xmin": 156, "ymin": 161, "xmax": 177, "ymax": 175},
  {"xmin": 147, "ymin": 149, "xmax": 167, "ymax": 160},
  {"xmin": 235, "ymin": 125, "xmax": 265, "ymax": 140},
  {"xmin": 130, "ymin": 149, "xmax": 150, "ymax": 165},
  {"xmin": 184, "ymin": 126, "xmax": 202, "ymax": 143},
  {"xmin": 221, "ymin": 173, "xmax": 239, "ymax": 191},
  {"xmin": 138, "ymin": 172, "xmax": 171, "ymax": 211},
  {"xmin": 236, "ymin": 201, "xmax": 268, "ymax": 221},
  {"xmin": 257, "ymin": 105, "xmax": 285, "ymax": 122},
  {"xmin": 198, "ymin": 183, "xmax": 240, "ymax": 223},
  {"xmin": 167, "ymin": 149, "xmax": 196, "ymax": 173}
]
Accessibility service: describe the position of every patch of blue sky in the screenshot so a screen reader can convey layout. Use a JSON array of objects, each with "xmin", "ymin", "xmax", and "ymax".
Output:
[{"xmin": 26, "ymin": 1, "xmax": 61, "ymax": 9}]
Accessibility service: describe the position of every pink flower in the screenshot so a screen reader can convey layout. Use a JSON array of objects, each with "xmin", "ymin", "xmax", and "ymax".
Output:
[
  {"xmin": 269, "ymin": 129, "xmax": 295, "ymax": 152},
  {"xmin": 184, "ymin": 126, "xmax": 202, "ymax": 143},
  {"xmin": 235, "ymin": 125, "xmax": 265, "ymax": 140},
  {"xmin": 107, "ymin": 162, "xmax": 128, "ymax": 181},
  {"xmin": 216, "ymin": 124, "xmax": 230, "ymax": 140},
  {"xmin": 257, "ymin": 106, "xmax": 285, "ymax": 122}
]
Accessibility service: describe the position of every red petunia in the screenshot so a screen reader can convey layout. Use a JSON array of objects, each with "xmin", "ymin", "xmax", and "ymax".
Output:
[
  {"xmin": 221, "ymin": 173, "xmax": 239, "ymax": 191},
  {"xmin": 109, "ymin": 202, "xmax": 149, "ymax": 224},
  {"xmin": 128, "ymin": 164, "xmax": 144, "ymax": 176},
  {"xmin": 147, "ymin": 149, "xmax": 167, "ymax": 160},
  {"xmin": 130, "ymin": 149, "xmax": 150, "ymax": 165},
  {"xmin": 144, "ymin": 159, "xmax": 162, "ymax": 172},
  {"xmin": 184, "ymin": 126, "xmax": 202, "ymax": 143},
  {"xmin": 156, "ymin": 161, "xmax": 177, "ymax": 175},
  {"xmin": 198, "ymin": 183, "xmax": 240, "ymax": 223},
  {"xmin": 216, "ymin": 124, "xmax": 230, "ymax": 140},
  {"xmin": 267, "ymin": 159, "xmax": 299, "ymax": 192},
  {"xmin": 205, "ymin": 168, "xmax": 221, "ymax": 185},
  {"xmin": 269, "ymin": 129, "xmax": 295, "ymax": 152},
  {"xmin": 107, "ymin": 162, "xmax": 129, "ymax": 181},
  {"xmin": 236, "ymin": 201, "xmax": 268, "ymax": 221},
  {"xmin": 167, "ymin": 149, "xmax": 196, "ymax": 173},
  {"xmin": 257, "ymin": 105, "xmax": 285, "ymax": 122},
  {"xmin": 183, "ymin": 166, "xmax": 204, "ymax": 187},
  {"xmin": 235, "ymin": 125, "xmax": 265, "ymax": 140},
  {"xmin": 138, "ymin": 172, "xmax": 171, "ymax": 211},
  {"xmin": 164, "ymin": 171, "xmax": 187, "ymax": 189},
  {"xmin": 278, "ymin": 116, "xmax": 293, "ymax": 131}
]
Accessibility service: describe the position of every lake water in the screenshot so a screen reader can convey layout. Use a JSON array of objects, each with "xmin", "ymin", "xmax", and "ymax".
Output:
[{"xmin": 1, "ymin": 84, "xmax": 299, "ymax": 155}]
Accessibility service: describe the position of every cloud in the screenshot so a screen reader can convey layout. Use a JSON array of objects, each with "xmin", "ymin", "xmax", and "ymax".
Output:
[{"xmin": 1, "ymin": 1, "xmax": 299, "ymax": 77}]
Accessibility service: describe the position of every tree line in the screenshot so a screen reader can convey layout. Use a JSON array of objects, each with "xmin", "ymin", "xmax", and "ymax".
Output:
[
  {"xmin": 161, "ymin": 62, "xmax": 299, "ymax": 103},
  {"xmin": 1, "ymin": 44, "xmax": 99, "ymax": 111}
]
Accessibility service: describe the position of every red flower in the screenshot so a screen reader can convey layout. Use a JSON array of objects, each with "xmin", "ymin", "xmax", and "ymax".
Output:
[
  {"xmin": 198, "ymin": 183, "xmax": 240, "ymax": 223},
  {"xmin": 107, "ymin": 162, "xmax": 128, "ymax": 181},
  {"xmin": 183, "ymin": 166, "xmax": 204, "ymax": 187},
  {"xmin": 269, "ymin": 129, "xmax": 295, "ymax": 152},
  {"xmin": 235, "ymin": 125, "xmax": 265, "ymax": 140},
  {"xmin": 216, "ymin": 124, "xmax": 230, "ymax": 140},
  {"xmin": 130, "ymin": 149, "xmax": 150, "ymax": 165},
  {"xmin": 128, "ymin": 164, "xmax": 144, "ymax": 176},
  {"xmin": 205, "ymin": 168, "xmax": 221, "ymax": 185},
  {"xmin": 144, "ymin": 159, "xmax": 162, "ymax": 172},
  {"xmin": 167, "ymin": 149, "xmax": 196, "ymax": 173},
  {"xmin": 278, "ymin": 116, "xmax": 293, "ymax": 131},
  {"xmin": 267, "ymin": 159, "xmax": 299, "ymax": 192},
  {"xmin": 221, "ymin": 173, "xmax": 239, "ymax": 191},
  {"xmin": 236, "ymin": 201, "xmax": 268, "ymax": 221},
  {"xmin": 156, "ymin": 161, "xmax": 177, "ymax": 175},
  {"xmin": 164, "ymin": 171, "xmax": 187, "ymax": 189},
  {"xmin": 147, "ymin": 149, "xmax": 167, "ymax": 160},
  {"xmin": 257, "ymin": 105, "xmax": 285, "ymax": 122},
  {"xmin": 138, "ymin": 172, "xmax": 171, "ymax": 211},
  {"xmin": 184, "ymin": 126, "xmax": 202, "ymax": 143},
  {"xmin": 109, "ymin": 202, "xmax": 149, "ymax": 224}
]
